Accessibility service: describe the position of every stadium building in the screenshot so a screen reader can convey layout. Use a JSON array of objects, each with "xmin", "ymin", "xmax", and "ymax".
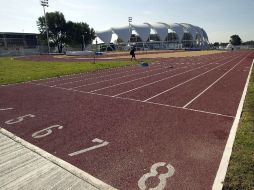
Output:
[
  {"xmin": 0, "ymin": 32, "xmax": 41, "ymax": 56},
  {"xmin": 96, "ymin": 23, "xmax": 209, "ymax": 50}
]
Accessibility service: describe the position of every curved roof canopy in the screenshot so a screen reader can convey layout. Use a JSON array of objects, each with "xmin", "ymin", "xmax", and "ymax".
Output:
[
  {"xmin": 145, "ymin": 23, "xmax": 169, "ymax": 41},
  {"xmin": 96, "ymin": 29, "xmax": 112, "ymax": 44},
  {"xmin": 95, "ymin": 22, "xmax": 208, "ymax": 44},
  {"xmin": 201, "ymin": 28, "xmax": 209, "ymax": 41},
  {"xmin": 131, "ymin": 24, "xmax": 150, "ymax": 42},
  {"xmin": 111, "ymin": 26, "xmax": 131, "ymax": 43},
  {"xmin": 180, "ymin": 23, "xmax": 198, "ymax": 40},
  {"xmin": 168, "ymin": 23, "xmax": 188, "ymax": 42}
]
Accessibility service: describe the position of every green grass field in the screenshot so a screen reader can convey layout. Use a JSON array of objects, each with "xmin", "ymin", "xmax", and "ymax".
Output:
[
  {"xmin": 0, "ymin": 57, "xmax": 138, "ymax": 85},
  {"xmin": 0, "ymin": 56, "xmax": 253, "ymax": 189}
]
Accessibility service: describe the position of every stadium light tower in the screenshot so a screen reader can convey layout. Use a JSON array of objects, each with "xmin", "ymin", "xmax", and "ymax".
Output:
[
  {"xmin": 128, "ymin": 17, "xmax": 132, "ymax": 44},
  {"xmin": 41, "ymin": 0, "xmax": 50, "ymax": 53}
]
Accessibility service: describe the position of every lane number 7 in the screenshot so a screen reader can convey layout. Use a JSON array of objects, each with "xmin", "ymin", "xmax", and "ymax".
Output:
[{"xmin": 69, "ymin": 138, "xmax": 109, "ymax": 156}]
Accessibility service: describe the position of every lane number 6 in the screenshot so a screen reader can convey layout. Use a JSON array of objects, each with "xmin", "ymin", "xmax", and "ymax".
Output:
[{"xmin": 32, "ymin": 125, "xmax": 63, "ymax": 139}]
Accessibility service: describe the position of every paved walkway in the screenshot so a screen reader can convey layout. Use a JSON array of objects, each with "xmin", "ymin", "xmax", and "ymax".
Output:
[{"xmin": 0, "ymin": 130, "xmax": 101, "ymax": 190}]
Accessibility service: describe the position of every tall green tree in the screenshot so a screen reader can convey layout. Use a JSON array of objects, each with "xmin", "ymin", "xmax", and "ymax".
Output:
[
  {"xmin": 37, "ymin": 11, "xmax": 67, "ymax": 53},
  {"xmin": 230, "ymin": 35, "xmax": 242, "ymax": 46},
  {"xmin": 65, "ymin": 21, "xmax": 95, "ymax": 50},
  {"xmin": 213, "ymin": 42, "xmax": 219, "ymax": 47},
  {"xmin": 37, "ymin": 11, "xmax": 95, "ymax": 53}
]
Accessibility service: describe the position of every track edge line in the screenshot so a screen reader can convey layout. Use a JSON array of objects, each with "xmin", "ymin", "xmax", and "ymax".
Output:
[{"xmin": 212, "ymin": 58, "xmax": 254, "ymax": 190}]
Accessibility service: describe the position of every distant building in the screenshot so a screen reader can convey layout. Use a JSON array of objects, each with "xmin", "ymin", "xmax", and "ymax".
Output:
[
  {"xmin": 0, "ymin": 32, "xmax": 38, "ymax": 49},
  {"xmin": 0, "ymin": 32, "xmax": 42, "ymax": 56},
  {"xmin": 96, "ymin": 22, "xmax": 209, "ymax": 51}
]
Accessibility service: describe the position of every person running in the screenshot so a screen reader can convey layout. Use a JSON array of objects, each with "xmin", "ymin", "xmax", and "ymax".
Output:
[{"xmin": 130, "ymin": 47, "xmax": 136, "ymax": 60}]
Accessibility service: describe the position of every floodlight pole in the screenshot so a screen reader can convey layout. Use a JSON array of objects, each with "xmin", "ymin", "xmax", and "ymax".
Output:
[
  {"xmin": 128, "ymin": 17, "xmax": 132, "ymax": 45},
  {"xmin": 41, "ymin": 0, "xmax": 50, "ymax": 54}
]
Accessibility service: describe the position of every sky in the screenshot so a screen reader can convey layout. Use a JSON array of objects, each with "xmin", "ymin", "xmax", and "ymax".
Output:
[{"xmin": 0, "ymin": 0, "xmax": 253, "ymax": 43}]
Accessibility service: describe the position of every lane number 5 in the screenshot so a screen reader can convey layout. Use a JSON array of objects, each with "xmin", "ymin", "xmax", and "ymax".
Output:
[{"xmin": 5, "ymin": 114, "xmax": 35, "ymax": 125}]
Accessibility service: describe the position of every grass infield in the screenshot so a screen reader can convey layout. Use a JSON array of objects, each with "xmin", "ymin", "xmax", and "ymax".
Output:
[
  {"xmin": 0, "ymin": 57, "xmax": 138, "ymax": 85},
  {"xmin": 223, "ymin": 64, "xmax": 254, "ymax": 190},
  {"xmin": 0, "ymin": 56, "xmax": 253, "ymax": 189}
]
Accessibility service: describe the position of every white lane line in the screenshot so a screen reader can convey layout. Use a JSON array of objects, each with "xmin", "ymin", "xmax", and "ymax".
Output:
[
  {"xmin": 69, "ymin": 64, "xmax": 182, "ymax": 89},
  {"xmin": 54, "ymin": 64, "xmax": 166, "ymax": 87},
  {"xmin": 0, "ymin": 108, "xmax": 13, "ymax": 111},
  {"xmin": 88, "ymin": 66, "xmax": 189, "ymax": 92},
  {"xmin": 48, "ymin": 62, "xmax": 172, "ymax": 86},
  {"xmin": 112, "ymin": 64, "xmax": 214, "ymax": 97},
  {"xmin": 86, "ymin": 58, "xmax": 230, "ymax": 92},
  {"xmin": 33, "ymin": 83, "xmax": 234, "ymax": 118},
  {"xmin": 41, "ymin": 55, "xmax": 228, "ymax": 86},
  {"xmin": 112, "ymin": 56, "xmax": 238, "ymax": 97},
  {"xmin": 212, "ymin": 58, "xmax": 254, "ymax": 190},
  {"xmin": 143, "ymin": 56, "xmax": 240, "ymax": 102},
  {"xmin": 0, "ymin": 128, "xmax": 117, "ymax": 190},
  {"xmin": 183, "ymin": 53, "xmax": 251, "ymax": 108},
  {"xmin": 90, "ymin": 92, "xmax": 235, "ymax": 118},
  {"xmin": 40, "ymin": 64, "xmax": 141, "ymax": 85}
]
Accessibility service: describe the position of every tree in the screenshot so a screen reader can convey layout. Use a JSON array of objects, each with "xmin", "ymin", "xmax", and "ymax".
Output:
[
  {"xmin": 230, "ymin": 35, "xmax": 242, "ymax": 46},
  {"xmin": 37, "ymin": 11, "xmax": 67, "ymax": 53},
  {"xmin": 242, "ymin": 40, "xmax": 254, "ymax": 45},
  {"xmin": 37, "ymin": 11, "xmax": 95, "ymax": 53},
  {"xmin": 65, "ymin": 21, "xmax": 95, "ymax": 50},
  {"xmin": 213, "ymin": 42, "xmax": 219, "ymax": 47}
]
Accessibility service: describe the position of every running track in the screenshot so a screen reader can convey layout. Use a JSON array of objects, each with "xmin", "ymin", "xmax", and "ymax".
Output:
[{"xmin": 1, "ymin": 50, "xmax": 254, "ymax": 190}]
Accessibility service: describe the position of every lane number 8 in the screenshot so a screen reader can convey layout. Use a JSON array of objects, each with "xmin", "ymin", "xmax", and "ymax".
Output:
[{"xmin": 138, "ymin": 162, "xmax": 175, "ymax": 190}]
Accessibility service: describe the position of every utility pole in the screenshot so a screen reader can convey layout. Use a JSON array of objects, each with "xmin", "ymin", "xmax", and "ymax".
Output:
[{"xmin": 41, "ymin": 0, "xmax": 50, "ymax": 54}]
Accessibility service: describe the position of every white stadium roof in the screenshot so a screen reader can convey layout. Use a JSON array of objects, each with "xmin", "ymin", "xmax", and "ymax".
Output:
[
  {"xmin": 131, "ymin": 24, "xmax": 151, "ymax": 42},
  {"xmin": 111, "ymin": 26, "xmax": 131, "ymax": 43},
  {"xmin": 96, "ymin": 29, "xmax": 112, "ymax": 44},
  {"xmin": 145, "ymin": 23, "xmax": 169, "ymax": 41},
  {"xmin": 96, "ymin": 22, "xmax": 208, "ymax": 45}
]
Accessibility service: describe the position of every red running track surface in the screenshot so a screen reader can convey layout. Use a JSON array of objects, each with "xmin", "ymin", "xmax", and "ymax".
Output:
[{"xmin": 0, "ymin": 50, "xmax": 253, "ymax": 190}]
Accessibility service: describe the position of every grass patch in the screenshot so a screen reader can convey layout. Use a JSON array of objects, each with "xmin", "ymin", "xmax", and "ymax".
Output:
[
  {"xmin": 0, "ymin": 57, "xmax": 139, "ymax": 85},
  {"xmin": 223, "ymin": 64, "xmax": 254, "ymax": 190}
]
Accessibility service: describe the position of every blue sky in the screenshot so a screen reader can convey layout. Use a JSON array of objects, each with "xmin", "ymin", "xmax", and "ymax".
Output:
[{"xmin": 0, "ymin": 0, "xmax": 253, "ymax": 43}]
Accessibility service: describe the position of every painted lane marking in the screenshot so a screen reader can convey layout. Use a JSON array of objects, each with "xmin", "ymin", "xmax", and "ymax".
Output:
[
  {"xmin": 145, "ymin": 101, "xmax": 235, "ymax": 118},
  {"xmin": 50, "ymin": 63, "xmax": 166, "ymax": 87},
  {"xmin": 32, "ymin": 83, "xmax": 235, "ymax": 118},
  {"xmin": 55, "ymin": 65, "xmax": 164, "ymax": 87},
  {"xmin": 183, "ymin": 52, "xmax": 251, "ymax": 108},
  {"xmin": 69, "ymin": 65, "xmax": 185, "ymax": 90},
  {"xmin": 0, "ymin": 108, "xmax": 13, "ymax": 111},
  {"xmin": 112, "ymin": 56, "xmax": 239, "ymax": 97},
  {"xmin": 32, "ymin": 125, "xmax": 63, "ymax": 139},
  {"xmin": 40, "ymin": 64, "xmax": 145, "ymax": 85},
  {"xmin": 69, "ymin": 138, "xmax": 109, "ymax": 156},
  {"xmin": 5, "ymin": 114, "xmax": 35, "ymax": 125},
  {"xmin": 86, "ymin": 58, "xmax": 230, "ymax": 93},
  {"xmin": 112, "ymin": 63, "xmax": 215, "ymax": 97},
  {"xmin": 138, "ymin": 162, "xmax": 175, "ymax": 190},
  {"xmin": 143, "ymin": 55, "xmax": 240, "ymax": 102},
  {"xmin": 31, "ymin": 54, "xmax": 231, "ymax": 86},
  {"xmin": 89, "ymin": 65, "xmax": 189, "ymax": 93}
]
